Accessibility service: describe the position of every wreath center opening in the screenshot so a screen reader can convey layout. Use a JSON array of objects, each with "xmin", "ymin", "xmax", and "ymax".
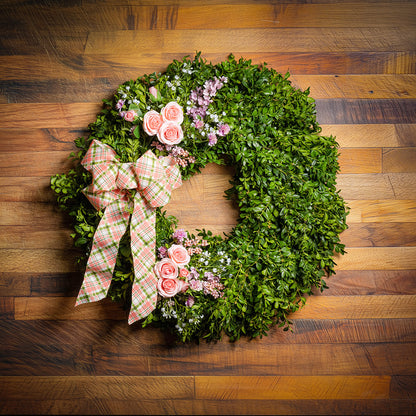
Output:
[{"xmin": 165, "ymin": 162, "xmax": 239, "ymax": 238}]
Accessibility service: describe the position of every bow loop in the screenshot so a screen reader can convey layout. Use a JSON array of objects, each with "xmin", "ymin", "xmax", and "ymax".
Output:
[{"xmin": 76, "ymin": 139, "xmax": 182, "ymax": 323}]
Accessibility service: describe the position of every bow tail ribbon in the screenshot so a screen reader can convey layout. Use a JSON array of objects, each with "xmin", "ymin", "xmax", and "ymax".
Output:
[
  {"xmin": 128, "ymin": 194, "xmax": 158, "ymax": 324},
  {"xmin": 75, "ymin": 198, "xmax": 131, "ymax": 306}
]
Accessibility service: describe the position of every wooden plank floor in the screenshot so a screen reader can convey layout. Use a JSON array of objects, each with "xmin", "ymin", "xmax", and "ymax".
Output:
[{"xmin": 1, "ymin": 1, "xmax": 416, "ymax": 414}]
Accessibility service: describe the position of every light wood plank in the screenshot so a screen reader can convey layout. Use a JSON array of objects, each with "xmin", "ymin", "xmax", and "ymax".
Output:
[
  {"xmin": 337, "ymin": 173, "xmax": 416, "ymax": 200},
  {"xmin": 13, "ymin": 297, "xmax": 126, "ymax": 321},
  {"xmin": 383, "ymin": 148, "xmax": 416, "ymax": 173},
  {"xmin": 338, "ymin": 148, "xmax": 381, "ymax": 173},
  {"xmin": 84, "ymin": 28, "xmax": 416, "ymax": 54},
  {"xmin": 335, "ymin": 247, "xmax": 416, "ymax": 270},
  {"xmin": 346, "ymin": 200, "xmax": 416, "ymax": 222},
  {"xmin": 295, "ymin": 295, "xmax": 416, "ymax": 320},
  {"xmin": 195, "ymin": 375, "xmax": 390, "ymax": 400},
  {"xmin": 1, "ymin": 249, "xmax": 79, "ymax": 273}
]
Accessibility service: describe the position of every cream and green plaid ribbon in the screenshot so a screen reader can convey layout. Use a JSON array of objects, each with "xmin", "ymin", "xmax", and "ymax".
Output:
[{"xmin": 75, "ymin": 139, "xmax": 182, "ymax": 324}]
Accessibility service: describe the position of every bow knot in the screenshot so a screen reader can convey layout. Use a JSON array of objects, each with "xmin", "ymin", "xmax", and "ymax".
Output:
[{"xmin": 75, "ymin": 139, "xmax": 182, "ymax": 324}]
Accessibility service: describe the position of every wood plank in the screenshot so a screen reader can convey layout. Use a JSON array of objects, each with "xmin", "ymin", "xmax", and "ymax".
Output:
[
  {"xmin": 346, "ymin": 200, "xmax": 416, "ymax": 222},
  {"xmin": 0, "ymin": 103, "xmax": 101, "ymax": 128},
  {"xmin": 0, "ymin": 202, "xmax": 71, "ymax": 227},
  {"xmin": 0, "ymin": 297, "xmax": 14, "ymax": 319},
  {"xmin": 0, "ymin": 128, "xmax": 82, "ymax": 153},
  {"xmin": 0, "ymin": 227, "xmax": 74, "ymax": 249},
  {"xmin": 316, "ymin": 99, "xmax": 416, "ymax": 124},
  {"xmin": 390, "ymin": 375, "xmax": 416, "ymax": 399},
  {"xmin": 338, "ymin": 148, "xmax": 381, "ymax": 174},
  {"xmin": 2, "ymin": 318, "xmax": 416, "ymax": 347},
  {"xmin": 3, "ymin": 75, "xmax": 416, "ymax": 103},
  {"xmin": 84, "ymin": 29, "xmax": 416, "ymax": 54},
  {"xmin": 0, "ymin": 376, "xmax": 194, "ymax": 400},
  {"xmin": 383, "ymin": 148, "xmax": 416, "ymax": 173},
  {"xmin": 2, "ymin": 52, "xmax": 416, "ymax": 84},
  {"xmin": 90, "ymin": 342, "xmax": 416, "ymax": 376},
  {"xmin": 195, "ymin": 375, "xmax": 390, "ymax": 400},
  {"xmin": 291, "ymin": 75, "xmax": 416, "ymax": 99},
  {"xmin": 1, "ymin": 249, "xmax": 80, "ymax": 273},
  {"xmin": 13, "ymin": 297, "xmax": 126, "ymax": 321},
  {"xmin": 0, "ymin": 177, "xmax": 55, "ymax": 202},
  {"xmin": 340, "ymin": 223, "xmax": 416, "ymax": 247},
  {"xmin": 13, "ymin": 294, "xmax": 416, "ymax": 321},
  {"xmin": 0, "ymin": 151, "xmax": 77, "ymax": 177},
  {"xmin": 337, "ymin": 173, "xmax": 416, "ymax": 200},
  {"xmin": 1, "ymin": 398, "xmax": 414, "ymax": 416},
  {"xmin": 1, "ymin": 3, "xmax": 414, "ymax": 34},
  {"xmin": 335, "ymin": 247, "xmax": 416, "ymax": 270},
  {"xmin": 321, "ymin": 270, "xmax": 416, "ymax": 296},
  {"xmin": 293, "ymin": 295, "xmax": 416, "ymax": 319},
  {"xmin": 321, "ymin": 124, "xmax": 416, "ymax": 148}
]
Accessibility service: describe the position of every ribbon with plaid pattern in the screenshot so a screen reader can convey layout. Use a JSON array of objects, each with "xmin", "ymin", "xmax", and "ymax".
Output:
[{"xmin": 75, "ymin": 139, "xmax": 181, "ymax": 324}]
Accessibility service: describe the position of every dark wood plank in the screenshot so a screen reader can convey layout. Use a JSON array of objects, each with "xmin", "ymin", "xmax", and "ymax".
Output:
[
  {"xmin": 322, "ymin": 270, "xmax": 416, "ymax": 296},
  {"xmin": 1, "ymin": 318, "xmax": 416, "ymax": 347},
  {"xmin": 316, "ymin": 99, "xmax": 416, "ymax": 124},
  {"xmin": 1, "ymin": 398, "xmax": 415, "ymax": 416}
]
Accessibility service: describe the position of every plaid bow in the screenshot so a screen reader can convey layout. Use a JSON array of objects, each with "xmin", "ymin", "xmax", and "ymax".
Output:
[{"xmin": 75, "ymin": 139, "xmax": 182, "ymax": 324}]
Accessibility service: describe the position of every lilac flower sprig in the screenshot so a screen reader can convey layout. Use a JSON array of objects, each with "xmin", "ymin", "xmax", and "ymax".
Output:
[{"xmin": 186, "ymin": 77, "xmax": 231, "ymax": 146}]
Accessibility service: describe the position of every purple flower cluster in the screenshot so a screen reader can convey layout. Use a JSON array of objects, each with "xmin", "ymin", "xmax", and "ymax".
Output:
[
  {"xmin": 187, "ymin": 267, "xmax": 224, "ymax": 299},
  {"xmin": 186, "ymin": 77, "xmax": 230, "ymax": 146}
]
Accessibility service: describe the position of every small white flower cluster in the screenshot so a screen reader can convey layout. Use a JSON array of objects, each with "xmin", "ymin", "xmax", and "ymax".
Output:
[
  {"xmin": 166, "ymin": 75, "xmax": 181, "ymax": 92},
  {"xmin": 181, "ymin": 62, "xmax": 194, "ymax": 75},
  {"xmin": 175, "ymin": 312, "xmax": 204, "ymax": 333}
]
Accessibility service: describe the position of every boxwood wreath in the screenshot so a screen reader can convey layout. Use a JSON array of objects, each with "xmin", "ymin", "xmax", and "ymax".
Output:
[{"xmin": 51, "ymin": 53, "xmax": 348, "ymax": 343}]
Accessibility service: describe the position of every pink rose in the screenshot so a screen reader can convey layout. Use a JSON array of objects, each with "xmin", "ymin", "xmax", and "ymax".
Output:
[
  {"xmin": 143, "ymin": 110, "xmax": 164, "ymax": 136},
  {"xmin": 123, "ymin": 110, "xmax": 137, "ymax": 122},
  {"xmin": 157, "ymin": 121, "xmax": 184, "ymax": 145},
  {"xmin": 161, "ymin": 101, "xmax": 183, "ymax": 125},
  {"xmin": 154, "ymin": 258, "xmax": 178, "ymax": 279},
  {"xmin": 179, "ymin": 268, "xmax": 190, "ymax": 278},
  {"xmin": 168, "ymin": 244, "xmax": 190, "ymax": 267},
  {"xmin": 157, "ymin": 278, "xmax": 180, "ymax": 298},
  {"xmin": 149, "ymin": 86, "xmax": 158, "ymax": 99}
]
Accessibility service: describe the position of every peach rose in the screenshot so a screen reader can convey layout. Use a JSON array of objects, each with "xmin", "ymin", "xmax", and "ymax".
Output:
[
  {"xmin": 161, "ymin": 101, "xmax": 183, "ymax": 124},
  {"xmin": 168, "ymin": 244, "xmax": 190, "ymax": 267},
  {"xmin": 154, "ymin": 258, "xmax": 178, "ymax": 280},
  {"xmin": 124, "ymin": 110, "xmax": 137, "ymax": 122},
  {"xmin": 157, "ymin": 278, "xmax": 180, "ymax": 298},
  {"xmin": 143, "ymin": 110, "xmax": 163, "ymax": 136},
  {"xmin": 157, "ymin": 121, "xmax": 183, "ymax": 145}
]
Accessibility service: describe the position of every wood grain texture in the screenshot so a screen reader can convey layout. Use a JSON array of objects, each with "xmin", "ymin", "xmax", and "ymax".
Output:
[{"xmin": 1, "ymin": 1, "xmax": 416, "ymax": 415}]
